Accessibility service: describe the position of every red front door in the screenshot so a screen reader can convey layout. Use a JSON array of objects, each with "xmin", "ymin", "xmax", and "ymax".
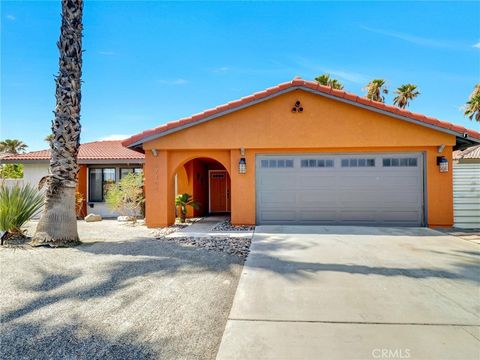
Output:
[{"xmin": 209, "ymin": 171, "xmax": 230, "ymax": 213}]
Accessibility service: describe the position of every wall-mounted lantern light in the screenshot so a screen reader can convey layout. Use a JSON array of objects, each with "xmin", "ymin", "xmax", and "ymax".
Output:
[
  {"xmin": 239, "ymin": 158, "xmax": 247, "ymax": 174},
  {"xmin": 437, "ymin": 144, "xmax": 445, "ymax": 153},
  {"xmin": 437, "ymin": 156, "xmax": 448, "ymax": 173},
  {"xmin": 239, "ymin": 147, "xmax": 246, "ymax": 174},
  {"xmin": 151, "ymin": 149, "xmax": 158, "ymax": 157}
]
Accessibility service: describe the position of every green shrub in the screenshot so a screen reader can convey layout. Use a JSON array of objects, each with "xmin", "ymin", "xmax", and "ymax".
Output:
[
  {"xmin": 0, "ymin": 164, "xmax": 24, "ymax": 179},
  {"xmin": 105, "ymin": 173, "xmax": 144, "ymax": 221},
  {"xmin": 0, "ymin": 184, "xmax": 44, "ymax": 236}
]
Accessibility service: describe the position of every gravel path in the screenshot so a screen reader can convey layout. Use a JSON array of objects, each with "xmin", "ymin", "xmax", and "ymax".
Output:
[{"xmin": 0, "ymin": 221, "xmax": 245, "ymax": 359}]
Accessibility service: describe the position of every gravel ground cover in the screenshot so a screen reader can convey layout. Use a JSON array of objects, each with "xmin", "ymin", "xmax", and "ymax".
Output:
[
  {"xmin": 0, "ymin": 220, "xmax": 244, "ymax": 359},
  {"xmin": 163, "ymin": 236, "xmax": 252, "ymax": 259},
  {"xmin": 211, "ymin": 219, "xmax": 255, "ymax": 232}
]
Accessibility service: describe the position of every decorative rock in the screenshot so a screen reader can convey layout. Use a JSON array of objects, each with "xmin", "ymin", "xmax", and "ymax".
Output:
[
  {"xmin": 85, "ymin": 214, "xmax": 102, "ymax": 222},
  {"xmin": 117, "ymin": 216, "xmax": 136, "ymax": 222},
  {"xmin": 161, "ymin": 236, "xmax": 252, "ymax": 260},
  {"xmin": 212, "ymin": 218, "xmax": 255, "ymax": 232}
]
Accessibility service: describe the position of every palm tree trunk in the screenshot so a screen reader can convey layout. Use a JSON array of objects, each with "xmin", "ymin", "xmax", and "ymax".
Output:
[{"xmin": 32, "ymin": 0, "xmax": 83, "ymax": 247}]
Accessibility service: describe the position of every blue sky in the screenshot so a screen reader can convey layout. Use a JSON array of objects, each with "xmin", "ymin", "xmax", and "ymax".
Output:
[{"xmin": 2, "ymin": 1, "xmax": 479, "ymax": 151}]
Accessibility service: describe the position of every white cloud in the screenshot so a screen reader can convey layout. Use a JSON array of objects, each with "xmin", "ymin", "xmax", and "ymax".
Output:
[
  {"xmin": 158, "ymin": 78, "xmax": 188, "ymax": 85},
  {"xmin": 473, "ymin": 42, "xmax": 480, "ymax": 49},
  {"xmin": 98, "ymin": 51, "xmax": 115, "ymax": 56},
  {"xmin": 360, "ymin": 25, "xmax": 456, "ymax": 49},
  {"xmin": 99, "ymin": 134, "xmax": 130, "ymax": 141},
  {"xmin": 323, "ymin": 69, "xmax": 369, "ymax": 84},
  {"xmin": 212, "ymin": 66, "xmax": 231, "ymax": 73},
  {"xmin": 292, "ymin": 57, "xmax": 369, "ymax": 84},
  {"xmin": 6, "ymin": 14, "xmax": 16, "ymax": 21}
]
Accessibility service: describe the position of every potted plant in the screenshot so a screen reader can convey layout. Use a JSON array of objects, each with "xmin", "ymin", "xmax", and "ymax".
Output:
[{"xmin": 175, "ymin": 193, "xmax": 199, "ymax": 223}]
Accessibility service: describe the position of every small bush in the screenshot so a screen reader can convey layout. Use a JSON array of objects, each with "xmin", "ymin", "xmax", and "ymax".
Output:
[
  {"xmin": 0, "ymin": 184, "xmax": 44, "ymax": 236},
  {"xmin": 0, "ymin": 164, "xmax": 23, "ymax": 179},
  {"xmin": 105, "ymin": 173, "xmax": 144, "ymax": 221}
]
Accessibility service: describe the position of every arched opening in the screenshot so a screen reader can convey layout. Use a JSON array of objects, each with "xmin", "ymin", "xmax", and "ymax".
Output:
[{"xmin": 174, "ymin": 157, "xmax": 231, "ymax": 218}]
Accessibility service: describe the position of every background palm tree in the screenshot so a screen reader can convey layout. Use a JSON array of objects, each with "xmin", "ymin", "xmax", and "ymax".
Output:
[
  {"xmin": 0, "ymin": 139, "xmax": 28, "ymax": 154},
  {"xmin": 314, "ymin": 74, "xmax": 344, "ymax": 90},
  {"xmin": 464, "ymin": 84, "xmax": 480, "ymax": 122},
  {"xmin": 364, "ymin": 79, "xmax": 388, "ymax": 102},
  {"xmin": 393, "ymin": 84, "xmax": 420, "ymax": 109},
  {"xmin": 32, "ymin": 0, "xmax": 83, "ymax": 246}
]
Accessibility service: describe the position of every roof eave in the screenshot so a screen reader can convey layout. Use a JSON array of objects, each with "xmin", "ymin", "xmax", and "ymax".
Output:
[
  {"xmin": 125, "ymin": 85, "xmax": 480, "ymax": 148},
  {"xmin": 1, "ymin": 159, "xmax": 145, "ymax": 165}
]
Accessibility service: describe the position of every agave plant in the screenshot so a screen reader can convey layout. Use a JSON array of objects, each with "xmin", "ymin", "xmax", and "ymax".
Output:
[
  {"xmin": 175, "ymin": 193, "xmax": 200, "ymax": 223},
  {"xmin": 364, "ymin": 79, "xmax": 388, "ymax": 102},
  {"xmin": 0, "ymin": 184, "xmax": 44, "ymax": 243},
  {"xmin": 393, "ymin": 84, "xmax": 420, "ymax": 109},
  {"xmin": 314, "ymin": 74, "xmax": 344, "ymax": 90},
  {"xmin": 464, "ymin": 84, "xmax": 480, "ymax": 122}
]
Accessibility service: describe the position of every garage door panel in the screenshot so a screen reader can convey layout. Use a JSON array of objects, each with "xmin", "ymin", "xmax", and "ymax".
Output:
[
  {"xmin": 338, "ymin": 210, "xmax": 378, "ymax": 222},
  {"xmin": 260, "ymin": 191, "xmax": 296, "ymax": 205},
  {"xmin": 261, "ymin": 210, "xmax": 297, "ymax": 222},
  {"xmin": 380, "ymin": 210, "xmax": 422, "ymax": 222},
  {"xmin": 298, "ymin": 175, "xmax": 337, "ymax": 188},
  {"xmin": 297, "ymin": 191, "xmax": 338, "ymax": 203},
  {"xmin": 256, "ymin": 153, "xmax": 424, "ymax": 226},
  {"xmin": 298, "ymin": 213, "xmax": 338, "ymax": 222}
]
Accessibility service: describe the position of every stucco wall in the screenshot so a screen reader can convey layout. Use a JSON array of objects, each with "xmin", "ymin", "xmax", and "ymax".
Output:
[{"xmin": 142, "ymin": 90, "xmax": 456, "ymax": 228}]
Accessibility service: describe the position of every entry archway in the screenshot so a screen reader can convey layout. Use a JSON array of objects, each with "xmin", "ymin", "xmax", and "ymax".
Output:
[{"xmin": 174, "ymin": 157, "xmax": 231, "ymax": 218}]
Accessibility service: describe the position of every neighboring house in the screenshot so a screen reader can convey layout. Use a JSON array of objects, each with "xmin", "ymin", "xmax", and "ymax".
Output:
[
  {"xmin": 1, "ymin": 140, "xmax": 144, "ymax": 218},
  {"xmin": 453, "ymin": 145, "xmax": 480, "ymax": 228},
  {"xmin": 123, "ymin": 78, "xmax": 480, "ymax": 228}
]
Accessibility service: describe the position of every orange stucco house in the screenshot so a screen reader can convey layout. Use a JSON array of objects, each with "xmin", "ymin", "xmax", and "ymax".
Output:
[{"xmin": 123, "ymin": 78, "xmax": 480, "ymax": 228}]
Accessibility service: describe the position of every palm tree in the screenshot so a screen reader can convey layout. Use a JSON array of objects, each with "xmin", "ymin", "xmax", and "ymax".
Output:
[
  {"xmin": 32, "ymin": 0, "xmax": 83, "ymax": 247},
  {"xmin": 364, "ymin": 79, "xmax": 388, "ymax": 102},
  {"xmin": 464, "ymin": 84, "xmax": 480, "ymax": 122},
  {"xmin": 314, "ymin": 74, "xmax": 344, "ymax": 90},
  {"xmin": 175, "ymin": 193, "xmax": 200, "ymax": 223},
  {"xmin": 0, "ymin": 139, "xmax": 28, "ymax": 154},
  {"xmin": 393, "ymin": 84, "xmax": 420, "ymax": 109}
]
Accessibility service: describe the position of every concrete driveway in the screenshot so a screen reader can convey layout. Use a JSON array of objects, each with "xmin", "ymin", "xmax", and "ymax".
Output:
[{"xmin": 217, "ymin": 226, "xmax": 480, "ymax": 360}]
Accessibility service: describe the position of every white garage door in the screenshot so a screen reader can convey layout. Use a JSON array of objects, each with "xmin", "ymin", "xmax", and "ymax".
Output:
[{"xmin": 256, "ymin": 153, "xmax": 424, "ymax": 226}]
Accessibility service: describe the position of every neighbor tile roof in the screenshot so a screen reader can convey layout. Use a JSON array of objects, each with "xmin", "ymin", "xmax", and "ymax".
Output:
[
  {"xmin": 453, "ymin": 144, "xmax": 480, "ymax": 160},
  {"xmin": 123, "ymin": 78, "xmax": 480, "ymax": 147},
  {"xmin": 1, "ymin": 140, "xmax": 144, "ymax": 162}
]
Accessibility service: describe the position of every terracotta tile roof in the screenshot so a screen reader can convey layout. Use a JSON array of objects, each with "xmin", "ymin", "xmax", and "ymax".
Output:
[
  {"xmin": 453, "ymin": 144, "xmax": 480, "ymax": 160},
  {"xmin": 1, "ymin": 140, "xmax": 144, "ymax": 162},
  {"xmin": 123, "ymin": 78, "xmax": 480, "ymax": 147}
]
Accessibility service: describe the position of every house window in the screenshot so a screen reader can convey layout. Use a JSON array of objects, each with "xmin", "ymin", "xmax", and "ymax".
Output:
[
  {"xmin": 88, "ymin": 168, "xmax": 116, "ymax": 202},
  {"xmin": 383, "ymin": 158, "xmax": 418, "ymax": 167},
  {"xmin": 120, "ymin": 167, "xmax": 143, "ymax": 179},
  {"xmin": 300, "ymin": 159, "xmax": 335, "ymax": 168},
  {"xmin": 261, "ymin": 159, "xmax": 294, "ymax": 168},
  {"xmin": 341, "ymin": 158, "xmax": 375, "ymax": 167}
]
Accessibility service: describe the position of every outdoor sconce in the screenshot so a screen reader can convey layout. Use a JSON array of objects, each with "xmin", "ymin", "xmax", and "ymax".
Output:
[
  {"xmin": 239, "ymin": 147, "xmax": 246, "ymax": 174},
  {"xmin": 151, "ymin": 149, "xmax": 158, "ymax": 157},
  {"xmin": 291, "ymin": 100, "xmax": 304, "ymax": 113},
  {"xmin": 437, "ymin": 156, "xmax": 448, "ymax": 173}
]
